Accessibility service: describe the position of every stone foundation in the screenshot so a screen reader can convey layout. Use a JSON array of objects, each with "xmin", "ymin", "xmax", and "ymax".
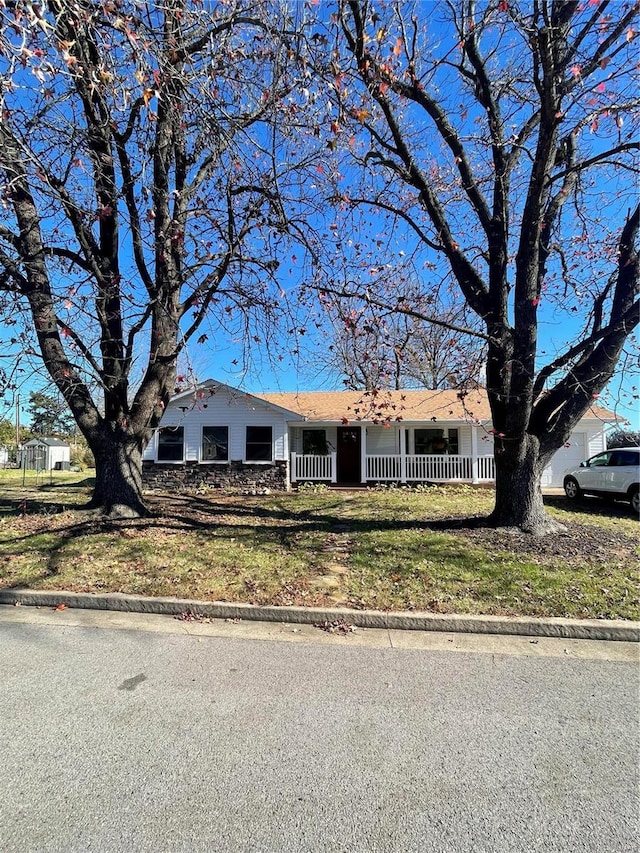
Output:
[{"xmin": 142, "ymin": 460, "xmax": 289, "ymax": 493}]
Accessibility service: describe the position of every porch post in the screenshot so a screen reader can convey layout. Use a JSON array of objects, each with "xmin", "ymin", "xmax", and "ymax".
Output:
[
  {"xmin": 471, "ymin": 427, "xmax": 479, "ymax": 483},
  {"xmin": 330, "ymin": 452, "xmax": 337, "ymax": 484},
  {"xmin": 360, "ymin": 426, "xmax": 367, "ymax": 483},
  {"xmin": 400, "ymin": 427, "xmax": 407, "ymax": 484},
  {"xmin": 290, "ymin": 452, "xmax": 297, "ymax": 484}
]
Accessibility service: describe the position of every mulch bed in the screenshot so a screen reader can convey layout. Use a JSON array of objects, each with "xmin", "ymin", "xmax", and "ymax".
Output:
[{"xmin": 448, "ymin": 521, "xmax": 638, "ymax": 564}]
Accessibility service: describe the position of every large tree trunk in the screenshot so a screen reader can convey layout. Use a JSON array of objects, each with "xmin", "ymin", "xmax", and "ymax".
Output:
[
  {"xmin": 86, "ymin": 432, "xmax": 148, "ymax": 519},
  {"xmin": 488, "ymin": 434, "xmax": 563, "ymax": 535}
]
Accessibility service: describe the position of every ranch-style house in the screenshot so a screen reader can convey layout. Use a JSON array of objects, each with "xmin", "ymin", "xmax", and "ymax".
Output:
[{"xmin": 141, "ymin": 379, "xmax": 614, "ymax": 492}]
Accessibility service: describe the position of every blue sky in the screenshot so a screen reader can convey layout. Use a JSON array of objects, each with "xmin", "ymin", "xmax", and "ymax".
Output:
[
  {"xmin": 3, "ymin": 276, "xmax": 636, "ymax": 431},
  {"xmin": 0, "ymin": 0, "xmax": 638, "ymax": 433}
]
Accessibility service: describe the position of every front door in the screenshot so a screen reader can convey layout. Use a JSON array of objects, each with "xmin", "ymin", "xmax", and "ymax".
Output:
[{"xmin": 336, "ymin": 427, "xmax": 362, "ymax": 484}]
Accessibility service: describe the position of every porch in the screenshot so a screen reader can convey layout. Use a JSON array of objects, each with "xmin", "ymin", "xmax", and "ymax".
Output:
[{"xmin": 290, "ymin": 452, "xmax": 496, "ymax": 485}]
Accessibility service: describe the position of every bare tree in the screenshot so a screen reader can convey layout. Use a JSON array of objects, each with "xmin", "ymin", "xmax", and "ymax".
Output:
[
  {"xmin": 309, "ymin": 0, "xmax": 639, "ymax": 532},
  {"xmin": 607, "ymin": 429, "xmax": 640, "ymax": 449},
  {"xmin": 0, "ymin": 0, "xmax": 313, "ymax": 516},
  {"xmin": 316, "ymin": 292, "xmax": 485, "ymax": 391}
]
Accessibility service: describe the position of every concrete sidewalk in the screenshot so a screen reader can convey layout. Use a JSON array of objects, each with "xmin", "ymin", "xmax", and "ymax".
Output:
[
  {"xmin": 0, "ymin": 588, "xmax": 637, "ymax": 642},
  {"xmin": 1, "ymin": 603, "xmax": 638, "ymax": 662}
]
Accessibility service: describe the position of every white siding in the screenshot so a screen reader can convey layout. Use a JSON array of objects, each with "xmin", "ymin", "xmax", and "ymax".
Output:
[
  {"xmin": 542, "ymin": 433, "xmax": 586, "ymax": 486},
  {"xmin": 144, "ymin": 389, "xmax": 291, "ymax": 463},
  {"xmin": 587, "ymin": 426, "xmax": 607, "ymax": 456},
  {"xmin": 469, "ymin": 423, "xmax": 607, "ymax": 486},
  {"xmin": 147, "ymin": 385, "xmax": 612, "ymax": 489},
  {"xmin": 476, "ymin": 429, "xmax": 494, "ymax": 456},
  {"xmin": 47, "ymin": 445, "xmax": 70, "ymax": 470},
  {"xmin": 366, "ymin": 425, "xmax": 398, "ymax": 454},
  {"xmin": 292, "ymin": 423, "xmax": 474, "ymax": 457},
  {"xmin": 458, "ymin": 425, "xmax": 473, "ymax": 455}
]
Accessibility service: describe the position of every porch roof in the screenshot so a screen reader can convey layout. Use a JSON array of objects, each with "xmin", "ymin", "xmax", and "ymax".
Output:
[{"xmin": 256, "ymin": 388, "xmax": 616, "ymax": 425}]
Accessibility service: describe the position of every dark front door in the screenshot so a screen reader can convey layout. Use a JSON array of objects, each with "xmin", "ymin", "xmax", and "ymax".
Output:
[{"xmin": 336, "ymin": 427, "xmax": 362, "ymax": 484}]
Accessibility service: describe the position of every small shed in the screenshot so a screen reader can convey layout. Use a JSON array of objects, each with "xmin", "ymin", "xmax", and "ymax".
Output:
[{"xmin": 20, "ymin": 438, "xmax": 71, "ymax": 471}]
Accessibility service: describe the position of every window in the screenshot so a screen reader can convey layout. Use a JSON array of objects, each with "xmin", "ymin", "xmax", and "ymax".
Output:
[
  {"xmin": 303, "ymin": 429, "xmax": 328, "ymax": 455},
  {"xmin": 611, "ymin": 450, "xmax": 639, "ymax": 467},
  {"xmin": 245, "ymin": 426, "xmax": 272, "ymax": 462},
  {"xmin": 202, "ymin": 426, "xmax": 228, "ymax": 461},
  {"xmin": 415, "ymin": 429, "xmax": 446, "ymax": 454},
  {"xmin": 587, "ymin": 452, "xmax": 612, "ymax": 467},
  {"xmin": 414, "ymin": 428, "xmax": 457, "ymax": 455},
  {"xmin": 157, "ymin": 426, "xmax": 184, "ymax": 461}
]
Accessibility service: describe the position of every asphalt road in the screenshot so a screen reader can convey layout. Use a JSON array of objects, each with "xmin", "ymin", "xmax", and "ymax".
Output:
[{"xmin": 0, "ymin": 608, "xmax": 638, "ymax": 853}]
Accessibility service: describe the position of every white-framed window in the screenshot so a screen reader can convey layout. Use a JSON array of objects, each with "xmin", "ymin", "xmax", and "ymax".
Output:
[
  {"xmin": 245, "ymin": 426, "xmax": 273, "ymax": 462},
  {"xmin": 157, "ymin": 426, "xmax": 184, "ymax": 462},
  {"xmin": 202, "ymin": 426, "xmax": 229, "ymax": 462}
]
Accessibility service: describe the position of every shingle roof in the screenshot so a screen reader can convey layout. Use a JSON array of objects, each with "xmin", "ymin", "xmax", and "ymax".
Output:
[
  {"xmin": 255, "ymin": 388, "xmax": 617, "ymax": 424},
  {"xmin": 256, "ymin": 389, "xmax": 491, "ymax": 422},
  {"xmin": 25, "ymin": 437, "xmax": 70, "ymax": 447}
]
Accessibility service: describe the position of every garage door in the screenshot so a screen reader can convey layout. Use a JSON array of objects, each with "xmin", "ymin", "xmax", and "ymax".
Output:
[{"xmin": 542, "ymin": 433, "xmax": 586, "ymax": 487}]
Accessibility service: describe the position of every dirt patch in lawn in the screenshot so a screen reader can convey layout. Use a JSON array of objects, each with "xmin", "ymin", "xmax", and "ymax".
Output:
[{"xmin": 431, "ymin": 520, "xmax": 637, "ymax": 566}]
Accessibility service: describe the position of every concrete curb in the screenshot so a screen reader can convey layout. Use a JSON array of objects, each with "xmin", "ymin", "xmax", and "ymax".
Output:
[{"xmin": 0, "ymin": 588, "xmax": 637, "ymax": 642}]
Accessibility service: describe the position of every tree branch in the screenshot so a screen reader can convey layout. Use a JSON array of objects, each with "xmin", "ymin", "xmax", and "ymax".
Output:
[{"xmin": 317, "ymin": 284, "xmax": 494, "ymax": 342}]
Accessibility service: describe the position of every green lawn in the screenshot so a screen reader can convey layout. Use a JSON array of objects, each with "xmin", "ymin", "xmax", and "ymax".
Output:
[{"xmin": 0, "ymin": 471, "xmax": 638, "ymax": 619}]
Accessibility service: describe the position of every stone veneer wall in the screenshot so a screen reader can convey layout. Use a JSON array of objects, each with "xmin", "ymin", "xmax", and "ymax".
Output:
[{"xmin": 142, "ymin": 460, "xmax": 289, "ymax": 492}]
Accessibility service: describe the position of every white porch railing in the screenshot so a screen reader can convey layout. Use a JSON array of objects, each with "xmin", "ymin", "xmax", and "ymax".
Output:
[
  {"xmin": 476, "ymin": 454, "xmax": 496, "ymax": 481},
  {"xmin": 291, "ymin": 452, "xmax": 337, "ymax": 483},
  {"xmin": 366, "ymin": 454, "xmax": 402, "ymax": 481},
  {"xmin": 405, "ymin": 454, "xmax": 472, "ymax": 481},
  {"xmin": 291, "ymin": 452, "xmax": 496, "ymax": 484}
]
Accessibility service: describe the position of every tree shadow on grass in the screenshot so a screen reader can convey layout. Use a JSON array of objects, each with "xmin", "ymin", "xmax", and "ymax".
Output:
[
  {"xmin": 39, "ymin": 477, "xmax": 96, "ymax": 490},
  {"xmin": 1, "ymin": 491, "xmax": 635, "ymax": 594},
  {"xmin": 0, "ymin": 497, "xmax": 88, "ymax": 519},
  {"xmin": 0, "ymin": 478, "xmax": 96, "ymax": 518},
  {"xmin": 0, "ymin": 488, "xmax": 590, "ymax": 547},
  {"xmin": 0, "ymin": 492, "xmax": 484, "ymax": 591},
  {"xmin": 544, "ymin": 495, "xmax": 636, "ymax": 521},
  {"xmin": 2, "ymin": 488, "xmax": 635, "ymax": 538}
]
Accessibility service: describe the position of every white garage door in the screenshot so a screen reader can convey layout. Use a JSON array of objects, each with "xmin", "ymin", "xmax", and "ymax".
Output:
[{"xmin": 542, "ymin": 433, "xmax": 586, "ymax": 487}]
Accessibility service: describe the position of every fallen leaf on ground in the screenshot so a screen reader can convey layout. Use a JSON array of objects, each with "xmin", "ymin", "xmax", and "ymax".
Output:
[
  {"xmin": 174, "ymin": 610, "xmax": 211, "ymax": 623},
  {"xmin": 314, "ymin": 619, "xmax": 358, "ymax": 634}
]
